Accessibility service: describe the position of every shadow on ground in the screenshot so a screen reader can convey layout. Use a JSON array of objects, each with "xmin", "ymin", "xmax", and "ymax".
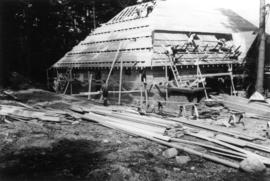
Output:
[{"xmin": 0, "ymin": 139, "xmax": 108, "ymax": 181}]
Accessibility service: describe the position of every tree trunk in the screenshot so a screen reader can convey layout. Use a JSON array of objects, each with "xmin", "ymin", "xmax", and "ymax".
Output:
[
  {"xmin": 256, "ymin": 0, "xmax": 266, "ymax": 93},
  {"xmin": 0, "ymin": 1, "xmax": 3, "ymax": 89}
]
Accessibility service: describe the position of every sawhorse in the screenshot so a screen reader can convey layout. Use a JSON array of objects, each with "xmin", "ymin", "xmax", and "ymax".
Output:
[
  {"xmin": 178, "ymin": 103, "xmax": 199, "ymax": 119},
  {"xmin": 228, "ymin": 110, "xmax": 245, "ymax": 127}
]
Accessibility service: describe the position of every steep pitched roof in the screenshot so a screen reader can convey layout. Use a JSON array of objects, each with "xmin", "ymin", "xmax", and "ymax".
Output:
[{"xmin": 53, "ymin": 0, "xmax": 257, "ymax": 69}]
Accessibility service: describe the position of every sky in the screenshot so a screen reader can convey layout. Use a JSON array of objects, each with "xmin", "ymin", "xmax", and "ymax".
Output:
[{"xmin": 169, "ymin": 0, "xmax": 270, "ymax": 33}]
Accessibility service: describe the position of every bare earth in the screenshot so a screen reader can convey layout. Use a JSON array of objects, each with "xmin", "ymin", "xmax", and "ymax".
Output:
[{"xmin": 0, "ymin": 89, "xmax": 270, "ymax": 181}]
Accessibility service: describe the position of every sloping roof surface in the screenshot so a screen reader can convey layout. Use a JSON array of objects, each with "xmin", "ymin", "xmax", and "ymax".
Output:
[
  {"xmin": 151, "ymin": 0, "xmax": 257, "ymax": 33},
  {"xmin": 53, "ymin": 0, "xmax": 257, "ymax": 69}
]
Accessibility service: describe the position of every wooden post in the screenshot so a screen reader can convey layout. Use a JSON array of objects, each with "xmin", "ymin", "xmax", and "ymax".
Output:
[
  {"xmin": 88, "ymin": 71, "xmax": 92, "ymax": 100},
  {"xmin": 229, "ymin": 64, "xmax": 236, "ymax": 95},
  {"xmin": 70, "ymin": 69, "xmax": 73, "ymax": 95},
  {"xmin": 165, "ymin": 64, "xmax": 169, "ymax": 102},
  {"xmin": 256, "ymin": 0, "xmax": 266, "ymax": 93},
  {"xmin": 144, "ymin": 83, "xmax": 149, "ymax": 110},
  {"xmin": 118, "ymin": 59, "xmax": 123, "ymax": 105},
  {"xmin": 106, "ymin": 42, "xmax": 122, "ymax": 86},
  {"xmin": 197, "ymin": 63, "xmax": 208, "ymax": 99},
  {"xmin": 140, "ymin": 73, "xmax": 143, "ymax": 109}
]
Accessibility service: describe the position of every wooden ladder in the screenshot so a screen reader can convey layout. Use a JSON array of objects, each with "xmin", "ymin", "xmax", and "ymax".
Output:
[
  {"xmin": 63, "ymin": 66, "xmax": 73, "ymax": 95},
  {"xmin": 168, "ymin": 55, "xmax": 182, "ymax": 88},
  {"xmin": 195, "ymin": 59, "xmax": 209, "ymax": 99}
]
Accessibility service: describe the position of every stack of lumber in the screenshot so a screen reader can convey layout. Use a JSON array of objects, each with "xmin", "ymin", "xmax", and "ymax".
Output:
[
  {"xmin": 0, "ymin": 104, "xmax": 79, "ymax": 123},
  {"xmin": 68, "ymin": 105, "xmax": 270, "ymax": 172},
  {"xmin": 2, "ymin": 99, "xmax": 269, "ymax": 173},
  {"xmin": 211, "ymin": 94, "xmax": 270, "ymax": 120}
]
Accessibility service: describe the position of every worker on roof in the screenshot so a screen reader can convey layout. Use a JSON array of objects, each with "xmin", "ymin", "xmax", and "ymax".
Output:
[
  {"xmin": 146, "ymin": 1, "xmax": 155, "ymax": 17},
  {"xmin": 186, "ymin": 33, "xmax": 197, "ymax": 49}
]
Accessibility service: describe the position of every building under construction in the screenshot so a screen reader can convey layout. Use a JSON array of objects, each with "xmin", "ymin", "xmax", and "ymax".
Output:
[{"xmin": 52, "ymin": 0, "xmax": 265, "ymax": 104}]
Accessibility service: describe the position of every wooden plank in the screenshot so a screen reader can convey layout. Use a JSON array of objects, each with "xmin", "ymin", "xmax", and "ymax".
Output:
[
  {"xmin": 151, "ymin": 137, "xmax": 240, "ymax": 169},
  {"xmin": 82, "ymin": 28, "xmax": 152, "ymax": 44},
  {"xmin": 186, "ymin": 132, "xmax": 270, "ymax": 165},
  {"xmin": 83, "ymin": 112, "xmax": 170, "ymax": 141},
  {"xmin": 169, "ymin": 117, "xmax": 258, "ymax": 141},
  {"xmin": 99, "ymin": 116, "xmax": 166, "ymax": 134},
  {"xmin": 171, "ymin": 138, "xmax": 246, "ymax": 158},
  {"xmin": 88, "ymin": 72, "xmax": 92, "ymax": 100},
  {"xmin": 59, "ymin": 51, "xmax": 152, "ymax": 65},
  {"xmin": 209, "ymin": 150, "xmax": 245, "ymax": 160},
  {"xmin": 0, "ymin": 105, "xmax": 61, "ymax": 122},
  {"xmin": 89, "ymin": 109, "xmax": 176, "ymax": 128},
  {"xmin": 94, "ymin": 19, "xmax": 150, "ymax": 34},
  {"xmin": 106, "ymin": 42, "xmax": 123, "ymax": 86},
  {"xmin": 82, "ymin": 111, "xmax": 240, "ymax": 169},
  {"xmin": 118, "ymin": 57, "xmax": 123, "ymax": 104},
  {"xmin": 215, "ymin": 134, "xmax": 270, "ymax": 154},
  {"xmin": 215, "ymin": 134, "xmax": 246, "ymax": 147},
  {"xmin": 211, "ymin": 95, "xmax": 270, "ymax": 119},
  {"xmin": 73, "ymin": 37, "xmax": 152, "ymax": 53}
]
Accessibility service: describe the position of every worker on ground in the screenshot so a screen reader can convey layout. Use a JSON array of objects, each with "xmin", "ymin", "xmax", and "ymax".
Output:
[
  {"xmin": 101, "ymin": 81, "xmax": 109, "ymax": 106},
  {"xmin": 141, "ymin": 69, "xmax": 147, "ymax": 86},
  {"xmin": 157, "ymin": 101, "xmax": 163, "ymax": 114},
  {"xmin": 53, "ymin": 77, "xmax": 59, "ymax": 93}
]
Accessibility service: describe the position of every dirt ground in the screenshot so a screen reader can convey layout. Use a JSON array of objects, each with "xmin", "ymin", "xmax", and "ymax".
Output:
[{"xmin": 0, "ymin": 89, "xmax": 270, "ymax": 181}]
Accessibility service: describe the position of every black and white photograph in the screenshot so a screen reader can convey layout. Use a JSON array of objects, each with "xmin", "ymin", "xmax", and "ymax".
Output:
[{"xmin": 0, "ymin": 0, "xmax": 270, "ymax": 180}]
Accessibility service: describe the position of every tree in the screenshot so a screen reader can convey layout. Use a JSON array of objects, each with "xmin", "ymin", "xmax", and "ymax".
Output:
[
  {"xmin": 0, "ymin": 1, "xmax": 3, "ymax": 89},
  {"xmin": 3, "ymin": 0, "xmax": 137, "ymax": 84}
]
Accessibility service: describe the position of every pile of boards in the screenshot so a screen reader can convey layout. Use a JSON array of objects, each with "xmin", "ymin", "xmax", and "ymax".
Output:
[
  {"xmin": 70, "ymin": 105, "xmax": 270, "ymax": 173},
  {"xmin": 0, "ymin": 101, "xmax": 80, "ymax": 124},
  {"xmin": 1, "ymin": 99, "xmax": 270, "ymax": 173},
  {"xmin": 211, "ymin": 94, "xmax": 270, "ymax": 120}
]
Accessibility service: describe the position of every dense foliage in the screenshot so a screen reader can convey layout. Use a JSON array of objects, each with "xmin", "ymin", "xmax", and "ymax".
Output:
[{"xmin": 1, "ymin": 0, "xmax": 145, "ymax": 83}]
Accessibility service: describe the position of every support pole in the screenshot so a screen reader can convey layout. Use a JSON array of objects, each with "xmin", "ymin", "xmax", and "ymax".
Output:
[
  {"xmin": 196, "ymin": 61, "xmax": 208, "ymax": 99},
  {"xmin": 165, "ymin": 64, "xmax": 169, "ymax": 102},
  {"xmin": 140, "ymin": 73, "xmax": 143, "ymax": 109},
  {"xmin": 229, "ymin": 64, "xmax": 236, "ymax": 95},
  {"xmin": 256, "ymin": 0, "xmax": 266, "ymax": 93},
  {"xmin": 144, "ymin": 83, "xmax": 149, "ymax": 110},
  {"xmin": 88, "ymin": 71, "xmax": 92, "ymax": 100},
  {"xmin": 118, "ymin": 59, "xmax": 123, "ymax": 105},
  {"xmin": 106, "ymin": 42, "xmax": 122, "ymax": 86}
]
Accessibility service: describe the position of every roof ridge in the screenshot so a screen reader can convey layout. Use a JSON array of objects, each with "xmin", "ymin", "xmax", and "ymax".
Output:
[{"xmin": 107, "ymin": 1, "xmax": 154, "ymax": 25}]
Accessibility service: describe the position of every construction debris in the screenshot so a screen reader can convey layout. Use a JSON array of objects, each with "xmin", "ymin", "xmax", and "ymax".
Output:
[
  {"xmin": 1, "ymin": 89, "xmax": 270, "ymax": 176},
  {"xmin": 211, "ymin": 94, "xmax": 270, "ymax": 120}
]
